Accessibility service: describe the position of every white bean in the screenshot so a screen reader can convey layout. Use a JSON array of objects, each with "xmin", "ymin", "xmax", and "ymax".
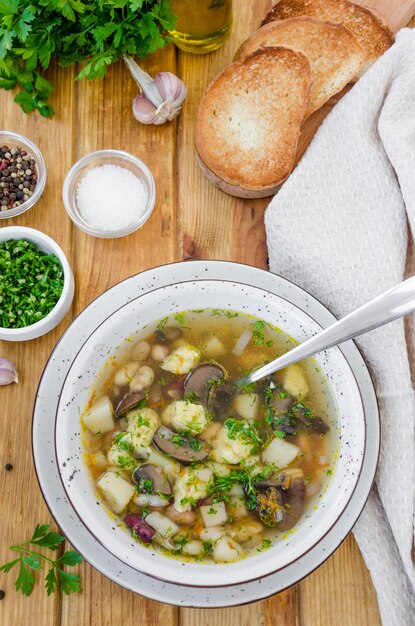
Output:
[
  {"xmin": 212, "ymin": 536, "xmax": 243, "ymax": 563},
  {"xmin": 130, "ymin": 365, "xmax": 154, "ymax": 391},
  {"xmin": 151, "ymin": 344, "xmax": 170, "ymax": 361},
  {"xmin": 131, "ymin": 340, "xmax": 151, "ymax": 361},
  {"xmin": 146, "ymin": 511, "xmax": 179, "ymax": 538},
  {"xmin": 226, "ymin": 519, "xmax": 263, "ymax": 543},
  {"xmin": 114, "ymin": 362, "xmax": 139, "ymax": 386},
  {"xmin": 165, "ymin": 505, "xmax": 196, "ymax": 526},
  {"xmin": 161, "ymin": 402, "xmax": 175, "ymax": 426},
  {"xmin": 182, "ymin": 540, "xmax": 203, "ymax": 556},
  {"xmin": 199, "ymin": 526, "xmax": 226, "ymax": 542}
]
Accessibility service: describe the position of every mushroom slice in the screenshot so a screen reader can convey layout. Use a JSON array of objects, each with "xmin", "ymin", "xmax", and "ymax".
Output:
[
  {"xmin": 253, "ymin": 484, "xmax": 287, "ymax": 527},
  {"xmin": 309, "ymin": 416, "xmax": 329, "ymax": 434},
  {"xmin": 252, "ymin": 479, "xmax": 282, "ymax": 490},
  {"xmin": 115, "ymin": 390, "xmax": 146, "ymax": 418},
  {"xmin": 153, "ymin": 426, "xmax": 210, "ymax": 463},
  {"xmin": 253, "ymin": 470, "xmax": 305, "ymax": 530},
  {"xmin": 184, "ymin": 363, "xmax": 225, "ymax": 405},
  {"xmin": 293, "ymin": 404, "xmax": 329, "ymax": 435},
  {"xmin": 132, "ymin": 463, "xmax": 172, "ymax": 496},
  {"xmin": 277, "ymin": 476, "xmax": 306, "ymax": 531},
  {"xmin": 207, "ymin": 381, "xmax": 235, "ymax": 418},
  {"xmin": 250, "ymin": 475, "xmax": 306, "ymax": 530},
  {"xmin": 272, "ymin": 392, "xmax": 294, "ymax": 415}
]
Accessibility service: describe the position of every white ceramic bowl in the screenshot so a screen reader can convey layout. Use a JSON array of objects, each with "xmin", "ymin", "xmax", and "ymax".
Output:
[
  {"xmin": 0, "ymin": 227, "xmax": 75, "ymax": 341},
  {"xmin": 55, "ymin": 278, "xmax": 366, "ymax": 588}
]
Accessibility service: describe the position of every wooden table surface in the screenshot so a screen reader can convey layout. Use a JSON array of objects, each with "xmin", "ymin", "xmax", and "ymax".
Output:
[{"xmin": 1, "ymin": 2, "xmax": 412, "ymax": 624}]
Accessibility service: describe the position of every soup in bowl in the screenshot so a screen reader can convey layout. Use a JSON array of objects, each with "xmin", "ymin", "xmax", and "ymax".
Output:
[{"xmin": 55, "ymin": 280, "xmax": 365, "ymax": 587}]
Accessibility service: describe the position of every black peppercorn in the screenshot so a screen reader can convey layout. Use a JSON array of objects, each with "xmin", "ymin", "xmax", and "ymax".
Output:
[{"xmin": 0, "ymin": 145, "xmax": 38, "ymax": 211}]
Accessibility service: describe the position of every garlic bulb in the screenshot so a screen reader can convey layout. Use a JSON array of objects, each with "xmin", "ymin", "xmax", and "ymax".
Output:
[
  {"xmin": 124, "ymin": 55, "xmax": 187, "ymax": 125},
  {"xmin": 0, "ymin": 358, "xmax": 18, "ymax": 386}
]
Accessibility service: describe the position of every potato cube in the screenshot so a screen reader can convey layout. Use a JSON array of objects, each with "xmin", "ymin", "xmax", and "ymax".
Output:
[
  {"xmin": 82, "ymin": 396, "xmax": 114, "ymax": 434},
  {"xmin": 233, "ymin": 393, "xmax": 259, "ymax": 420},
  {"xmin": 97, "ymin": 471, "xmax": 135, "ymax": 513},
  {"xmin": 261, "ymin": 436, "xmax": 300, "ymax": 468},
  {"xmin": 281, "ymin": 364, "xmax": 309, "ymax": 398},
  {"xmin": 200, "ymin": 501, "xmax": 228, "ymax": 528}
]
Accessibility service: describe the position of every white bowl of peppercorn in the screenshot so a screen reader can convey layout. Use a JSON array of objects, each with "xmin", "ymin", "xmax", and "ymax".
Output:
[
  {"xmin": 0, "ymin": 130, "xmax": 46, "ymax": 219},
  {"xmin": 0, "ymin": 227, "xmax": 74, "ymax": 341}
]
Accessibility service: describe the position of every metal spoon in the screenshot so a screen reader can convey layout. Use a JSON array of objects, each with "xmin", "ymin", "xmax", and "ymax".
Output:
[{"xmin": 241, "ymin": 275, "xmax": 415, "ymax": 386}]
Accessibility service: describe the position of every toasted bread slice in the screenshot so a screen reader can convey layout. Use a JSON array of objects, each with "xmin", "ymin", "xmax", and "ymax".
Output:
[
  {"xmin": 235, "ymin": 17, "xmax": 364, "ymax": 116},
  {"xmin": 195, "ymin": 47, "xmax": 311, "ymax": 197},
  {"xmin": 262, "ymin": 0, "xmax": 393, "ymax": 74}
]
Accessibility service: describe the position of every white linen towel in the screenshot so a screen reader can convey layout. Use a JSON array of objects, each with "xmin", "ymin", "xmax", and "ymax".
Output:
[{"xmin": 265, "ymin": 29, "xmax": 415, "ymax": 626}]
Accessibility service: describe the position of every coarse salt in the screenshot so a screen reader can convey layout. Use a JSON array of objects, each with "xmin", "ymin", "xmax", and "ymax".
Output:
[{"xmin": 76, "ymin": 164, "xmax": 148, "ymax": 231}]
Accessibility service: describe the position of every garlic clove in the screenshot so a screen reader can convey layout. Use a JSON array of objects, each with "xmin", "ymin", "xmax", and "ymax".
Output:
[
  {"xmin": 132, "ymin": 95, "xmax": 158, "ymax": 125},
  {"xmin": 124, "ymin": 55, "xmax": 187, "ymax": 126},
  {"xmin": 155, "ymin": 72, "xmax": 187, "ymax": 105},
  {"xmin": 0, "ymin": 358, "xmax": 19, "ymax": 385}
]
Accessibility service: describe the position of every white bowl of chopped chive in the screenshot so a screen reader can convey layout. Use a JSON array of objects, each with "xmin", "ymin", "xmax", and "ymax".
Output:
[
  {"xmin": 0, "ymin": 131, "xmax": 46, "ymax": 219},
  {"xmin": 0, "ymin": 227, "xmax": 74, "ymax": 341},
  {"xmin": 62, "ymin": 149, "xmax": 156, "ymax": 238}
]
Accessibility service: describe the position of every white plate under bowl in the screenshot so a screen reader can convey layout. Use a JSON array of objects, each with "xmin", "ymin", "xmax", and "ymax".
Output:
[
  {"xmin": 55, "ymin": 279, "xmax": 365, "ymax": 588},
  {"xmin": 33, "ymin": 261, "xmax": 379, "ymax": 607}
]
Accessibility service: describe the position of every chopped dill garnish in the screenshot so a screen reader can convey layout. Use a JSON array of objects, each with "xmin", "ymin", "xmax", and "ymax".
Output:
[{"xmin": 224, "ymin": 418, "xmax": 263, "ymax": 453}]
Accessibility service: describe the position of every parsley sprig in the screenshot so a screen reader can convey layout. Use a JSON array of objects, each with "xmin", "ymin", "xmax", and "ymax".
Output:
[
  {"xmin": 0, "ymin": 0, "xmax": 176, "ymax": 116},
  {"xmin": 0, "ymin": 524, "xmax": 83, "ymax": 596}
]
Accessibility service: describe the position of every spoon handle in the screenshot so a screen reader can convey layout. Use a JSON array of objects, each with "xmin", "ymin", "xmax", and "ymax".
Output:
[{"xmin": 247, "ymin": 275, "xmax": 415, "ymax": 384}]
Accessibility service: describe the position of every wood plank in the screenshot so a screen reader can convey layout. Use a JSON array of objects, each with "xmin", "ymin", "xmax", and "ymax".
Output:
[
  {"xmin": 59, "ymin": 45, "xmax": 180, "ymax": 626},
  {"xmin": 181, "ymin": 587, "xmax": 300, "ymax": 626},
  {"xmin": 0, "ymin": 59, "xmax": 77, "ymax": 626},
  {"xmin": 181, "ymin": 603, "xmax": 266, "ymax": 626},
  {"xmin": 299, "ymin": 536, "xmax": 381, "ymax": 626}
]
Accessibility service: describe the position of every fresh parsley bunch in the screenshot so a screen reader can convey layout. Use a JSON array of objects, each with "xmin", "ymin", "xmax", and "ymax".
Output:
[
  {"xmin": 0, "ymin": 524, "xmax": 84, "ymax": 596},
  {"xmin": 0, "ymin": 0, "xmax": 176, "ymax": 117}
]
